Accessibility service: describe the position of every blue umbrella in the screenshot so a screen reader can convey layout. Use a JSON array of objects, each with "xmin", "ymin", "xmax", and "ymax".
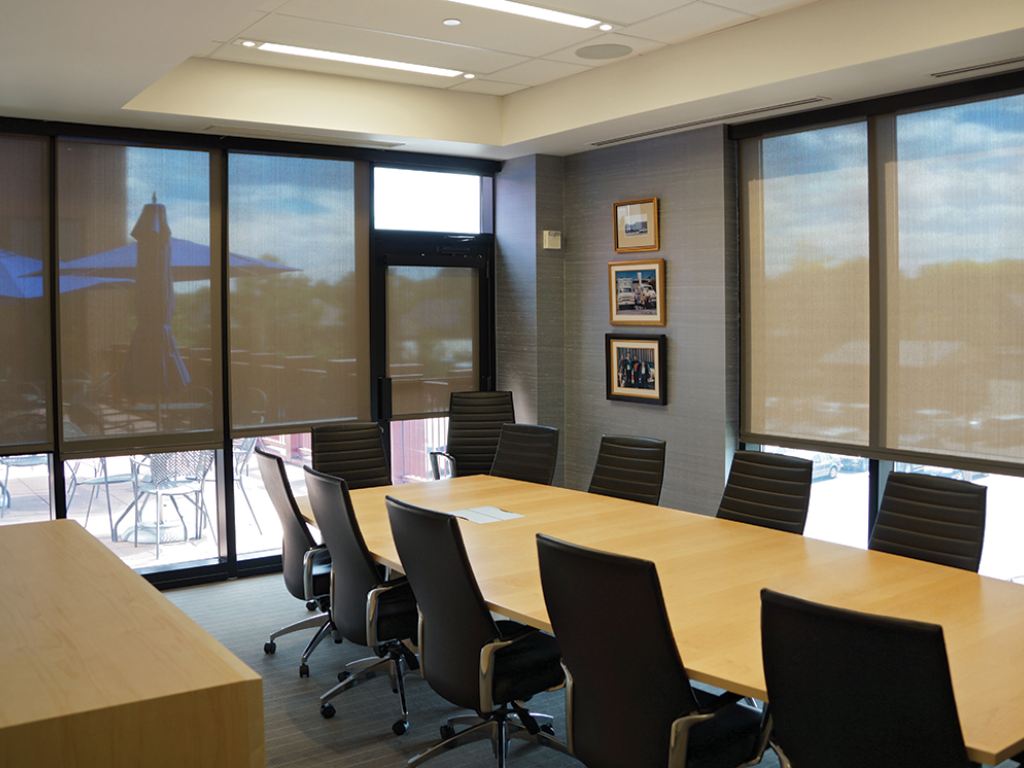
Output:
[{"xmin": 0, "ymin": 249, "xmax": 131, "ymax": 298}]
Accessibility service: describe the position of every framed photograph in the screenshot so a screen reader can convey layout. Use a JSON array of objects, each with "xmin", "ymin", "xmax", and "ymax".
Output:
[
  {"xmin": 608, "ymin": 259, "xmax": 665, "ymax": 326},
  {"xmin": 613, "ymin": 197, "xmax": 659, "ymax": 252},
  {"xmin": 606, "ymin": 334, "xmax": 667, "ymax": 405}
]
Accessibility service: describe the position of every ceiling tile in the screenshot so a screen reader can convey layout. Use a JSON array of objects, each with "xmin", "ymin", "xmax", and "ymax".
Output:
[
  {"xmin": 705, "ymin": 0, "xmax": 818, "ymax": 16},
  {"xmin": 275, "ymin": 0, "xmax": 603, "ymax": 58},
  {"xmin": 544, "ymin": 32, "xmax": 663, "ymax": 66},
  {"xmin": 240, "ymin": 13, "xmax": 527, "ymax": 74},
  {"xmin": 487, "ymin": 58, "xmax": 590, "ymax": 86},
  {"xmin": 449, "ymin": 79, "xmax": 527, "ymax": 95},
  {"xmin": 622, "ymin": 1, "xmax": 753, "ymax": 44},
  {"xmin": 542, "ymin": 1, "xmax": 699, "ymax": 26}
]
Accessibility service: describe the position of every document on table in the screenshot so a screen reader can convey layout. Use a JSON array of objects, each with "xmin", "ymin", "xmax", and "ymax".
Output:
[{"xmin": 445, "ymin": 506, "xmax": 522, "ymax": 524}]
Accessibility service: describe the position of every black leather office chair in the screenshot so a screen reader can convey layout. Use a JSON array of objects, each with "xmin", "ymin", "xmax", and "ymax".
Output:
[
  {"xmin": 717, "ymin": 451, "xmax": 812, "ymax": 534},
  {"xmin": 537, "ymin": 534, "xmax": 766, "ymax": 768},
  {"xmin": 869, "ymin": 471, "xmax": 986, "ymax": 571},
  {"xmin": 386, "ymin": 496, "xmax": 564, "ymax": 767},
  {"xmin": 303, "ymin": 468, "xmax": 419, "ymax": 735},
  {"xmin": 587, "ymin": 435, "xmax": 666, "ymax": 505},
  {"xmin": 311, "ymin": 421, "xmax": 391, "ymax": 489},
  {"xmin": 430, "ymin": 390, "xmax": 515, "ymax": 480},
  {"xmin": 256, "ymin": 448, "xmax": 332, "ymax": 678},
  {"xmin": 761, "ymin": 588, "xmax": 976, "ymax": 768},
  {"xmin": 489, "ymin": 423, "xmax": 559, "ymax": 486}
]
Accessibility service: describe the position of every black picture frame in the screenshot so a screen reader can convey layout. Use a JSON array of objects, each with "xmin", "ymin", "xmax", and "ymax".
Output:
[{"xmin": 605, "ymin": 333, "xmax": 667, "ymax": 405}]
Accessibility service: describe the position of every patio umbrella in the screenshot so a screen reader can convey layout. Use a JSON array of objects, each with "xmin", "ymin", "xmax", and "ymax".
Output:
[{"xmin": 0, "ymin": 249, "xmax": 131, "ymax": 298}]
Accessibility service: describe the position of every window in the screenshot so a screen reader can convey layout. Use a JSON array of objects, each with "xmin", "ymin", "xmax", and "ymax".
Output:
[
  {"xmin": 390, "ymin": 417, "xmax": 449, "ymax": 484},
  {"xmin": 234, "ymin": 432, "xmax": 309, "ymax": 560},
  {"xmin": 373, "ymin": 168, "xmax": 481, "ymax": 233},
  {"xmin": 228, "ymin": 154, "xmax": 369, "ymax": 432}
]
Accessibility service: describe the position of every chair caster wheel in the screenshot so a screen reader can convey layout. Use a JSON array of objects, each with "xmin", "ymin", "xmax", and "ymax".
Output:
[
  {"xmin": 299, "ymin": 663, "xmax": 309, "ymax": 678},
  {"xmin": 440, "ymin": 724, "xmax": 456, "ymax": 747},
  {"xmin": 337, "ymin": 670, "xmax": 351, "ymax": 683},
  {"xmin": 540, "ymin": 724, "xmax": 555, "ymax": 736},
  {"xmin": 320, "ymin": 703, "xmax": 335, "ymax": 719},
  {"xmin": 263, "ymin": 641, "xmax": 276, "ymax": 655},
  {"xmin": 306, "ymin": 599, "xmax": 318, "ymax": 611},
  {"xmin": 392, "ymin": 719, "xmax": 409, "ymax": 735}
]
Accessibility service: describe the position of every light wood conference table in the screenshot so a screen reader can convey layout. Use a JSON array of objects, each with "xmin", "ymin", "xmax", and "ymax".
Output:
[
  {"xmin": 296, "ymin": 474, "xmax": 1024, "ymax": 765},
  {"xmin": 0, "ymin": 520, "xmax": 264, "ymax": 768}
]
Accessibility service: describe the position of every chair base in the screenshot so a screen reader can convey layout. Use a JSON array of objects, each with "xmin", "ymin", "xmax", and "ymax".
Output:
[
  {"xmin": 408, "ymin": 706, "xmax": 563, "ymax": 768},
  {"xmin": 264, "ymin": 612, "xmax": 332, "ymax": 676},
  {"xmin": 319, "ymin": 643, "xmax": 412, "ymax": 734}
]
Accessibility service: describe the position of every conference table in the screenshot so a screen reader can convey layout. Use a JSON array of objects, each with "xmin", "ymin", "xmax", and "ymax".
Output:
[
  {"xmin": 0, "ymin": 520, "xmax": 263, "ymax": 768},
  {"xmin": 296, "ymin": 474, "xmax": 1024, "ymax": 765}
]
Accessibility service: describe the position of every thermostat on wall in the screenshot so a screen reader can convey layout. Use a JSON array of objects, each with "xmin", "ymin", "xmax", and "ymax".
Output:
[{"xmin": 542, "ymin": 230, "xmax": 562, "ymax": 250}]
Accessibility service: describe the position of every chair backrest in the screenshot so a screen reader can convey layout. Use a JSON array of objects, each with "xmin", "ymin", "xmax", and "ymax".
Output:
[
  {"xmin": 761, "ymin": 589, "xmax": 970, "ymax": 768},
  {"xmin": 148, "ymin": 450, "xmax": 214, "ymax": 487},
  {"xmin": 445, "ymin": 390, "xmax": 515, "ymax": 476},
  {"xmin": 717, "ymin": 450, "xmax": 812, "ymax": 534},
  {"xmin": 537, "ymin": 534, "xmax": 698, "ymax": 768},
  {"xmin": 255, "ymin": 448, "xmax": 316, "ymax": 601},
  {"xmin": 311, "ymin": 421, "xmax": 391, "ymax": 490},
  {"xmin": 869, "ymin": 471, "xmax": 986, "ymax": 571},
  {"xmin": 386, "ymin": 496, "xmax": 499, "ymax": 711},
  {"xmin": 489, "ymin": 423, "xmax": 559, "ymax": 485},
  {"xmin": 303, "ymin": 467, "xmax": 382, "ymax": 646},
  {"xmin": 587, "ymin": 435, "xmax": 666, "ymax": 505}
]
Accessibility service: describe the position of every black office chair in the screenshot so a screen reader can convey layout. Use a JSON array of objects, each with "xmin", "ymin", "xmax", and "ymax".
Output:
[
  {"xmin": 303, "ymin": 468, "xmax": 419, "ymax": 735},
  {"xmin": 256, "ymin": 448, "xmax": 332, "ymax": 678},
  {"xmin": 311, "ymin": 421, "xmax": 391, "ymax": 489},
  {"xmin": 869, "ymin": 471, "xmax": 986, "ymax": 571},
  {"xmin": 587, "ymin": 435, "xmax": 666, "ymax": 505},
  {"xmin": 537, "ymin": 534, "xmax": 766, "ymax": 768},
  {"xmin": 430, "ymin": 390, "xmax": 515, "ymax": 480},
  {"xmin": 386, "ymin": 496, "xmax": 564, "ymax": 767},
  {"xmin": 716, "ymin": 451, "xmax": 812, "ymax": 534},
  {"xmin": 489, "ymin": 423, "xmax": 559, "ymax": 486},
  {"xmin": 761, "ymin": 588, "xmax": 976, "ymax": 768}
]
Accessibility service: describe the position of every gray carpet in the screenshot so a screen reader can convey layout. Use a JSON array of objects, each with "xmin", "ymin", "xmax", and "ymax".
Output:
[{"xmin": 165, "ymin": 574, "xmax": 775, "ymax": 767}]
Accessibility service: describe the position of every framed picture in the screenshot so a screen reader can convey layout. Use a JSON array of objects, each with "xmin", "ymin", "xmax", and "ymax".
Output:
[
  {"xmin": 608, "ymin": 258, "xmax": 665, "ymax": 326},
  {"xmin": 613, "ymin": 197, "xmax": 659, "ymax": 252},
  {"xmin": 606, "ymin": 334, "xmax": 667, "ymax": 405}
]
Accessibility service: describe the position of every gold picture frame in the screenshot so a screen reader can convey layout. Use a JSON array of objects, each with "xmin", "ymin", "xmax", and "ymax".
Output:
[
  {"xmin": 608, "ymin": 258, "xmax": 665, "ymax": 326},
  {"xmin": 613, "ymin": 197, "xmax": 659, "ymax": 253}
]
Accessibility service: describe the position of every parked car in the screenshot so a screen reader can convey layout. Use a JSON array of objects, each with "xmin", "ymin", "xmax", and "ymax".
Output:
[
  {"xmin": 811, "ymin": 452, "xmax": 841, "ymax": 481},
  {"xmin": 903, "ymin": 464, "xmax": 987, "ymax": 482},
  {"xmin": 839, "ymin": 455, "xmax": 869, "ymax": 473}
]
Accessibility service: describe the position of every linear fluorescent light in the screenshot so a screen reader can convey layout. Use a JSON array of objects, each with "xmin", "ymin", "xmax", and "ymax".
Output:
[
  {"xmin": 256, "ymin": 42, "xmax": 463, "ymax": 77},
  {"xmin": 448, "ymin": 0, "xmax": 600, "ymax": 29}
]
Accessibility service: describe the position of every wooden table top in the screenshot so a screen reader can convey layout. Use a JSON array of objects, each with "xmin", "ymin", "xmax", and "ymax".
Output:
[
  {"xmin": 296, "ymin": 474, "xmax": 1024, "ymax": 764},
  {"xmin": 0, "ymin": 520, "xmax": 263, "ymax": 766}
]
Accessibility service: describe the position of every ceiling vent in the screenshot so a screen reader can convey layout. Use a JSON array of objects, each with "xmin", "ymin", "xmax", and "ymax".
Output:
[
  {"xmin": 590, "ymin": 97, "xmax": 829, "ymax": 147},
  {"xmin": 930, "ymin": 56, "xmax": 1024, "ymax": 78},
  {"xmin": 201, "ymin": 124, "xmax": 404, "ymax": 148}
]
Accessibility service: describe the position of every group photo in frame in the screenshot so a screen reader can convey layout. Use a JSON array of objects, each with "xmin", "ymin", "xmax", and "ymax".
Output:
[
  {"xmin": 605, "ymin": 333, "xmax": 667, "ymax": 405},
  {"xmin": 613, "ymin": 197, "xmax": 659, "ymax": 252},
  {"xmin": 608, "ymin": 258, "xmax": 665, "ymax": 326}
]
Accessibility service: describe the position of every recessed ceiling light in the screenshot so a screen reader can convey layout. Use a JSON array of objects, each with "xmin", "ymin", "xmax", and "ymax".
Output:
[
  {"xmin": 241, "ymin": 40, "xmax": 258, "ymax": 48},
  {"xmin": 256, "ymin": 42, "xmax": 463, "ymax": 77},
  {"xmin": 443, "ymin": 18, "xmax": 462, "ymax": 26},
  {"xmin": 599, "ymin": 23, "xmax": 613, "ymax": 31},
  {"xmin": 448, "ymin": 0, "xmax": 600, "ymax": 29},
  {"xmin": 463, "ymin": 73, "xmax": 476, "ymax": 79}
]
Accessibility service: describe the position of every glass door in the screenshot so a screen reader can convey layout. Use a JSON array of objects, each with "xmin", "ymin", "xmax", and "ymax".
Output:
[{"xmin": 372, "ymin": 232, "xmax": 494, "ymax": 483}]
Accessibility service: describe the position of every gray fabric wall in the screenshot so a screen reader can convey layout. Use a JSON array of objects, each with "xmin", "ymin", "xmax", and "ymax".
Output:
[{"xmin": 496, "ymin": 126, "xmax": 737, "ymax": 513}]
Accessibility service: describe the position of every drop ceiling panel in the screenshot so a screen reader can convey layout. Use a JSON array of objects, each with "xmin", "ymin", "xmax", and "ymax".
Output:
[
  {"xmin": 623, "ymin": 1, "xmax": 754, "ymax": 44},
  {"xmin": 710, "ymin": 0, "xmax": 817, "ymax": 16},
  {"xmin": 542, "ymin": 0, "xmax": 700, "ymax": 26},
  {"xmin": 450, "ymin": 79, "xmax": 527, "ymax": 95},
  {"xmin": 488, "ymin": 58, "xmax": 591, "ymax": 86},
  {"xmin": 544, "ymin": 32, "xmax": 664, "ymax": 65},
  {"xmin": 275, "ymin": 0, "xmax": 604, "ymax": 58},
  {"xmin": 239, "ymin": 13, "xmax": 527, "ymax": 73}
]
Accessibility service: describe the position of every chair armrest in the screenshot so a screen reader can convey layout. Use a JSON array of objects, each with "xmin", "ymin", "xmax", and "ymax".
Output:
[
  {"xmin": 668, "ymin": 694, "xmax": 769, "ymax": 768},
  {"xmin": 302, "ymin": 544, "xmax": 329, "ymax": 600},
  {"xmin": 429, "ymin": 451, "xmax": 457, "ymax": 480}
]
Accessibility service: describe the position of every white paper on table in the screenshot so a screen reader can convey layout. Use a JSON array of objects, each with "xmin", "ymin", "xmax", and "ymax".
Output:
[{"xmin": 445, "ymin": 506, "xmax": 523, "ymax": 524}]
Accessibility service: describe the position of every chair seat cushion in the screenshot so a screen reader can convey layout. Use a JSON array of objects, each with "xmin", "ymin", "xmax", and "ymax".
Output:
[
  {"xmin": 686, "ymin": 690, "xmax": 763, "ymax": 768},
  {"xmin": 375, "ymin": 580, "xmax": 419, "ymax": 643},
  {"xmin": 492, "ymin": 620, "xmax": 564, "ymax": 705}
]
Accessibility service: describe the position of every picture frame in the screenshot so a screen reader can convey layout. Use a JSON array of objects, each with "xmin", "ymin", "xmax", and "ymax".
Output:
[
  {"xmin": 613, "ymin": 197, "xmax": 659, "ymax": 253},
  {"xmin": 608, "ymin": 258, "xmax": 665, "ymax": 326},
  {"xmin": 605, "ymin": 333, "xmax": 667, "ymax": 405}
]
